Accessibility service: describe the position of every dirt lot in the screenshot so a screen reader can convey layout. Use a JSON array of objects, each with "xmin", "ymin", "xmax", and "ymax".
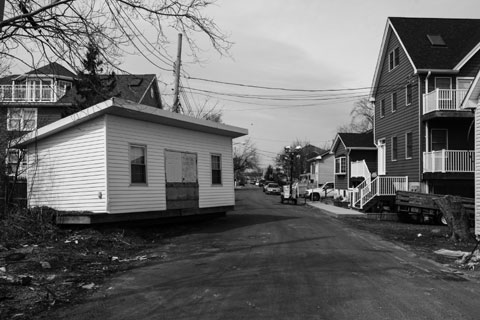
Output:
[
  {"xmin": 340, "ymin": 216, "xmax": 477, "ymax": 266},
  {"xmin": 1, "ymin": 207, "xmax": 479, "ymax": 319},
  {"xmin": 0, "ymin": 219, "xmax": 196, "ymax": 320}
]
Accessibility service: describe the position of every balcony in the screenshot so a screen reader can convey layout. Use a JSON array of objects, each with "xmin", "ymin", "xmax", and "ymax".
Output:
[
  {"xmin": 423, "ymin": 150, "xmax": 474, "ymax": 173},
  {"xmin": 423, "ymin": 89, "xmax": 470, "ymax": 115},
  {"xmin": 0, "ymin": 84, "xmax": 67, "ymax": 103}
]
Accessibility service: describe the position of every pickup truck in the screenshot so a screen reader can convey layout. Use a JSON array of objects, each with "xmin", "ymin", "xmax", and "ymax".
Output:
[
  {"xmin": 306, "ymin": 182, "xmax": 336, "ymax": 201},
  {"xmin": 280, "ymin": 182, "xmax": 308, "ymax": 205}
]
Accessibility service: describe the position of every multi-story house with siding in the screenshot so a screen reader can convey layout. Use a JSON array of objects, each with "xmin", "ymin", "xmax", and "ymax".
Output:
[
  {"xmin": 0, "ymin": 62, "xmax": 163, "ymax": 177},
  {"xmin": 369, "ymin": 17, "xmax": 480, "ymax": 200}
]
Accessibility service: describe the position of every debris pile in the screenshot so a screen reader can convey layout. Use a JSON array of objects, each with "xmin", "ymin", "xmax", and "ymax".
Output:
[{"xmin": 0, "ymin": 227, "xmax": 163, "ymax": 319}]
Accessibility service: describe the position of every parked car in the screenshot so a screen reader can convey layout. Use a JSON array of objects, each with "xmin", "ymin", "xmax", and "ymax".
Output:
[
  {"xmin": 306, "ymin": 182, "xmax": 336, "ymax": 201},
  {"xmin": 265, "ymin": 183, "xmax": 281, "ymax": 195},
  {"xmin": 263, "ymin": 181, "xmax": 274, "ymax": 192}
]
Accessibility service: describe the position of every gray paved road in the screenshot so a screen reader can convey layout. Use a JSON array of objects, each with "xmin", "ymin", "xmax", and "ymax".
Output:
[{"xmin": 50, "ymin": 188, "xmax": 480, "ymax": 319}]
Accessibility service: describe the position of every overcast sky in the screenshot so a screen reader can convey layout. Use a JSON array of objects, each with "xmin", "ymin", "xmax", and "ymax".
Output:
[
  {"xmin": 158, "ymin": 0, "xmax": 480, "ymax": 168},
  {"xmin": 13, "ymin": 0, "xmax": 480, "ymax": 168}
]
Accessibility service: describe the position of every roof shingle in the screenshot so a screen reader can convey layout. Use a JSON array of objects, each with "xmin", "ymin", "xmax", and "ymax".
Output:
[
  {"xmin": 338, "ymin": 131, "xmax": 375, "ymax": 149},
  {"xmin": 390, "ymin": 17, "xmax": 480, "ymax": 70}
]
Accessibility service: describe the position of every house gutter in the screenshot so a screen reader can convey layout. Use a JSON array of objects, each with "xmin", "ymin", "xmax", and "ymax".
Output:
[{"xmin": 415, "ymin": 69, "xmax": 458, "ymax": 75}]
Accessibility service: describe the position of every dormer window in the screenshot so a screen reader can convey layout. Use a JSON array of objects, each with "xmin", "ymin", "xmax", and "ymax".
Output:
[{"xmin": 389, "ymin": 47, "xmax": 400, "ymax": 71}]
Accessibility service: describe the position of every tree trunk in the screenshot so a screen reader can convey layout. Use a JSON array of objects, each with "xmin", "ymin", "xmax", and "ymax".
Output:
[{"xmin": 434, "ymin": 195, "xmax": 474, "ymax": 242}]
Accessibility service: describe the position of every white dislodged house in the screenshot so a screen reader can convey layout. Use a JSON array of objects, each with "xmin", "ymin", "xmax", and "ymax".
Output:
[{"xmin": 16, "ymin": 98, "xmax": 248, "ymax": 224}]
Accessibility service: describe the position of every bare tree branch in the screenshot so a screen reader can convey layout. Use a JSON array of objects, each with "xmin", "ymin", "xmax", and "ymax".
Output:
[{"xmin": 0, "ymin": 0, "xmax": 231, "ymax": 72}]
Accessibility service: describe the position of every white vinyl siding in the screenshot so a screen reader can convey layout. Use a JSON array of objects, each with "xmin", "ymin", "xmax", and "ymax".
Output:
[
  {"xmin": 320, "ymin": 155, "xmax": 335, "ymax": 184},
  {"xmin": 27, "ymin": 116, "xmax": 107, "ymax": 212},
  {"xmin": 475, "ymin": 107, "xmax": 480, "ymax": 235},
  {"xmin": 106, "ymin": 115, "xmax": 234, "ymax": 214}
]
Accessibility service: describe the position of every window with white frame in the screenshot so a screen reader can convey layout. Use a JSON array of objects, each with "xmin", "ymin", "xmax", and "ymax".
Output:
[
  {"xmin": 405, "ymin": 132, "xmax": 413, "ymax": 159},
  {"xmin": 431, "ymin": 129, "xmax": 448, "ymax": 151},
  {"xmin": 7, "ymin": 108, "xmax": 37, "ymax": 131},
  {"xmin": 57, "ymin": 80, "xmax": 72, "ymax": 99},
  {"xmin": 391, "ymin": 92, "xmax": 397, "ymax": 113},
  {"xmin": 211, "ymin": 154, "xmax": 222, "ymax": 185},
  {"xmin": 5, "ymin": 148, "xmax": 27, "ymax": 176},
  {"xmin": 335, "ymin": 157, "xmax": 347, "ymax": 175},
  {"xmin": 380, "ymin": 99, "xmax": 385, "ymax": 118},
  {"xmin": 389, "ymin": 47, "xmax": 400, "ymax": 71},
  {"xmin": 405, "ymin": 84, "xmax": 412, "ymax": 106},
  {"xmin": 130, "ymin": 145, "xmax": 147, "ymax": 184},
  {"xmin": 391, "ymin": 136, "xmax": 398, "ymax": 161}
]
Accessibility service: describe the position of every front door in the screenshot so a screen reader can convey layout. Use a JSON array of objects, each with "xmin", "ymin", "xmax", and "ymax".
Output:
[{"xmin": 377, "ymin": 139, "xmax": 386, "ymax": 176}]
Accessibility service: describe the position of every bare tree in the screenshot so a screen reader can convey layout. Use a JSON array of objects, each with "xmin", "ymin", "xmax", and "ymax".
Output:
[
  {"xmin": 183, "ymin": 97, "xmax": 223, "ymax": 123},
  {"xmin": 337, "ymin": 97, "xmax": 374, "ymax": 133},
  {"xmin": 233, "ymin": 139, "xmax": 259, "ymax": 183},
  {"xmin": 0, "ymin": 1, "xmax": 231, "ymax": 71}
]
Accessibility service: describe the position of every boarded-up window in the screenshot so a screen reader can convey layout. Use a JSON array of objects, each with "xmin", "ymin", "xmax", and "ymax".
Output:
[
  {"xmin": 211, "ymin": 154, "xmax": 222, "ymax": 185},
  {"xmin": 165, "ymin": 151, "xmax": 197, "ymax": 183},
  {"xmin": 130, "ymin": 145, "xmax": 147, "ymax": 184}
]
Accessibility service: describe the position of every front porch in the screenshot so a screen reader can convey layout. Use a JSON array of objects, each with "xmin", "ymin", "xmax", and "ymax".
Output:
[{"xmin": 350, "ymin": 176, "xmax": 408, "ymax": 210}]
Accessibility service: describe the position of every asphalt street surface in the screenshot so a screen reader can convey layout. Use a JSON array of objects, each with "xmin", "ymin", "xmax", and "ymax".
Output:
[{"xmin": 51, "ymin": 188, "xmax": 480, "ymax": 319}]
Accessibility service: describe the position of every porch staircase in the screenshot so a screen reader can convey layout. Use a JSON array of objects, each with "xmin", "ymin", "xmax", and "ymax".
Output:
[{"xmin": 351, "ymin": 176, "xmax": 409, "ymax": 210}]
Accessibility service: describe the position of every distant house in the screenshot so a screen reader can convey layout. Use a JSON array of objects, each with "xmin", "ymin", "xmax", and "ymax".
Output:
[
  {"xmin": 306, "ymin": 150, "xmax": 334, "ymax": 187},
  {"xmin": 16, "ymin": 98, "xmax": 247, "ymax": 224},
  {"xmin": 330, "ymin": 131, "xmax": 377, "ymax": 202},
  {"xmin": 297, "ymin": 144, "xmax": 326, "ymax": 183},
  {"xmin": 0, "ymin": 62, "xmax": 162, "ymax": 177},
  {"xmin": 370, "ymin": 17, "xmax": 480, "ymax": 199}
]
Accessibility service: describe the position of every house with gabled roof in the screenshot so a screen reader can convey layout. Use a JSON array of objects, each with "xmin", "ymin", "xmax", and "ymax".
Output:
[
  {"xmin": 15, "ymin": 98, "xmax": 247, "ymax": 224},
  {"xmin": 330, "ymin": 131, "xmax": 377, "ymax": 200},
  {"xmin": 0, "ymin": 62, "xmax": 162, "ymax": 177},
  {"xmin": 306, "ymin": 150, "xmax": 335, "ymax": 188},
  {"xmin": 369, "ymin": 17, "xmax": 480, "ymax": 201}
]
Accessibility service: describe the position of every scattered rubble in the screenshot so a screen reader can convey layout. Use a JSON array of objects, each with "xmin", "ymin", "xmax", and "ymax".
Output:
[{"xmin": 0, "ymin": 225, "xmax": 170, "ymax": 320}]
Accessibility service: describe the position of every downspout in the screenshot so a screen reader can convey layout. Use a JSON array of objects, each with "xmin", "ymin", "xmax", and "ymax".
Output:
[
  {"xmin": 347, "ymin": 148, "xmax": 351, "ymax": 197},
  {"xmin": 370, "ymin": 98, "xmax": 376, "ymax": 144},
  {"xmin": 425, "ymin": 71, "xmax": 431, "ymax": 153}
]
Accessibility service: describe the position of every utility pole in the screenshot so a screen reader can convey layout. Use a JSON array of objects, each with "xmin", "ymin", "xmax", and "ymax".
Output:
[{"xmin": 173, "ymin": 33, "xmax": 183, "ymax": 113}]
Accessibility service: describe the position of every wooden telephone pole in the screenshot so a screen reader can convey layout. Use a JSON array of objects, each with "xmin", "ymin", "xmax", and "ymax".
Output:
[{"xmin": 172, "ymin": 33, "xmax": 183, "ymax": 113}]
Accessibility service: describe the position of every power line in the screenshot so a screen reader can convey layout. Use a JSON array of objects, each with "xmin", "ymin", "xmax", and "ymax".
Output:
[{"xmin": 185, "ymin": 76, "xmax": 408, "ymax": 93}]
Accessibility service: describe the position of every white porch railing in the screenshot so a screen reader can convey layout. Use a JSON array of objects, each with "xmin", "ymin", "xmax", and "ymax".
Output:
[
  {"xmin": 0, "ymin": 84, "xmax": 66, "ymax": 102},
  {"xmin": 423, "ymin": 89, "xmax": 469, "ymax": 114},
  {"xmin": 423, "ymin": 150, "xmax": 474, "ymax": 173},
  {"xmin": 352, "ymin": 176, "xmax": 408, "ymax": 209}
]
